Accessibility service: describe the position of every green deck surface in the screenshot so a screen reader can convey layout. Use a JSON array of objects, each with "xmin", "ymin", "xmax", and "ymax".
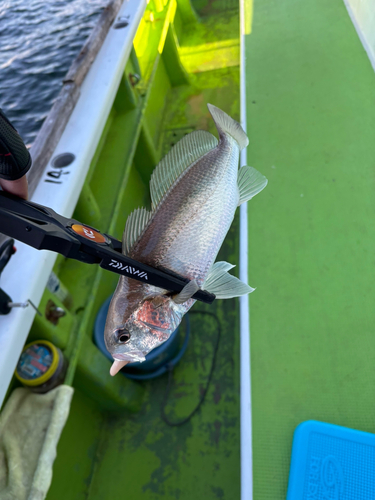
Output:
[{"xmin": 245, "ymin": 0, "xmax": 375, "ymax": 497}]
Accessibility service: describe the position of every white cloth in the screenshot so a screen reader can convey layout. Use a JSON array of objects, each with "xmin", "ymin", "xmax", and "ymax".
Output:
[{"xmin": 0, "ymin": 385, "xmax": 74, "ymax": 500}]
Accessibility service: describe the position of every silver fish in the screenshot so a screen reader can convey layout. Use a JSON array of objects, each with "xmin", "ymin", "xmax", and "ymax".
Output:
[{"xmin": 104, "ymin": 104, "xmax": 267, "ymax": 375}]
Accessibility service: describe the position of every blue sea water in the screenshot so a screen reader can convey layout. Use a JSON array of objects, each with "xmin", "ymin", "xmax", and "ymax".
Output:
[{"xmin": 0, "ymin": 0, "xmax": 107, "ymax": 146}]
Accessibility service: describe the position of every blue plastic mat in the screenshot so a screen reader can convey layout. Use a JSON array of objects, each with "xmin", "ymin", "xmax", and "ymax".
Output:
[{"xmin": 287, "ymin": 421, "xmax": 375, "ymax": 499}]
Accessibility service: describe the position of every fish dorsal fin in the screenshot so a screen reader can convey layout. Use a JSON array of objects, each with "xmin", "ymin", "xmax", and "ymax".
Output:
[
  {"xmin": 237, "ymin": 166, "xmax": 268, "ymax": 206},
  {"xmin": 150, "ymin": 130, "xmax": 218, "ymax": 210},
  {"xmin": 123, "ymin": 207, "xmax": 152, "ymax": 254},
  {"xmin": 203, "ymin": 261, "xmax": 254, "ymax": 298}
]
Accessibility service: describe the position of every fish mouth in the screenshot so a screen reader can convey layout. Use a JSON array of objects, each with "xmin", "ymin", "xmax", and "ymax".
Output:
[{"xmin": 113, "ymin": 351, "xmax": 146, "ymax": 363}]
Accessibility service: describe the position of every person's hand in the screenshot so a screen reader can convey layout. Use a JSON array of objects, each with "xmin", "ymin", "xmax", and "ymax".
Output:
[
  {"xmin": 0, "ymin": 108, "xmax": 31, "ymax": 200},
  {"xmin": 0, "ymin": 175, "xmax": 28, "ymax": 199}
]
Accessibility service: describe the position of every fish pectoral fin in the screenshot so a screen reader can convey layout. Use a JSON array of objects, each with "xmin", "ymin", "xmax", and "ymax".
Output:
[
  {"xmin": 150, "ymin": 130, "xmax": 218, "ymax": 210},
  {"xmin": 172, "ymin": 279, "xmax": 200, "ymax": 304},
  {"xmin": 123, "ymin": 207, "xmax": 152, "ymax": 254},
  {"xmin": 237, "ymin": 166, "xmax": 268, "ymax": 206},
  {"xmin": 203, "ymin": 261, "xmax": 254, "ymax": 299}
]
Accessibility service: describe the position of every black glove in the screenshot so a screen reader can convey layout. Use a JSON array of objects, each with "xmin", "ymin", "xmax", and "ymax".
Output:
[{"xmin": 0, "ymin": 109, "xmax": 32, "ymax": 181}]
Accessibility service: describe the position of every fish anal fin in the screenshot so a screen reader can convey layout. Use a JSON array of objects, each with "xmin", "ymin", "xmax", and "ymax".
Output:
[
  {"xmin": 203, "ymin": 261, "xmax": 254, "ymax": 299},
  {"xmin": 237, "ymin": 166, "xmax": 268, "ymax": 206}
]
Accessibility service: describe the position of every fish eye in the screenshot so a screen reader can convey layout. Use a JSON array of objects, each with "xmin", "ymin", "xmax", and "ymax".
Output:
[{"xmin": 114, "ymin": 328, "xmax": 131, "ymax": 344}]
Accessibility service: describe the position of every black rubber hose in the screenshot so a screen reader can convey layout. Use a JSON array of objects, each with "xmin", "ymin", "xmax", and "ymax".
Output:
[{"xmin": 161, "ymin": 310, "xmax": 221, "ymax": 427}]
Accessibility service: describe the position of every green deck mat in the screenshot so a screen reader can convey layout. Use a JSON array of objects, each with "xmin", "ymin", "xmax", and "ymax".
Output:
[{"xmin": 245, "ymin": 0, "xmax": 375, "ymax": 497}]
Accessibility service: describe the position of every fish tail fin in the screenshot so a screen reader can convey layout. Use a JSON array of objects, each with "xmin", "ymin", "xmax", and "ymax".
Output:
[{"xmin": 207, "ymin": 103, "xmax": 249, "ymax": 150}]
